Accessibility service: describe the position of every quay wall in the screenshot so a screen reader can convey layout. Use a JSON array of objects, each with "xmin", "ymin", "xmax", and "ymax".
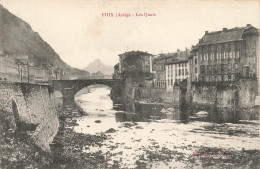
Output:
[
  {"xmin": 0, "ymin": 82, "xmax": 59, "ymax": 152},
  {"xmin": 190, "ymin": 79, "xmax": 258, "ymax": 121}
]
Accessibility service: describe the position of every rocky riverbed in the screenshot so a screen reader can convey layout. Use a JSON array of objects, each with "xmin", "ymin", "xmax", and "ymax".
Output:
[
  {"xmin": 1, "ymin": 84, "xmax": 260, "ymax": 169},
  {"xmin": 1, "ymin": 106, "xmax": 260, "ymax": 169}
]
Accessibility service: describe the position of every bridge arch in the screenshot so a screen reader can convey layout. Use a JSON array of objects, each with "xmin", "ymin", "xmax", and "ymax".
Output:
[{"xmin": 52, "ymin": 79, "xmax": 124, "ymax": 108}]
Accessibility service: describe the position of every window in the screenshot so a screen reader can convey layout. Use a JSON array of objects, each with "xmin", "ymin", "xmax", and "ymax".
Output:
[
  {"xmin": 182, "ymin": 69, "xmax": 184, "ymax": 76},
  {"xmin": 221, "ymin": 64, "xmax": 224, "ymax": 73},
  {"xmin": 202, "ymin": 76, "xmax": 205, "ymax": 82},
  {"xmin": 212, "ymin": 65, "xmax": 216, "ymax": 74},
  {"xmin": 185, "ymin": 68, "xmax": 188, "ymax": 75},
  {"xmin": 195, "ymin": 58, "xmax": 197, "ymax": 65},
  {"xmin": 200, "ymin": 65, "xmax": 205, "ymax": 74},
  {"xmin": 207, "ymin": 65, "xmax": 212, "ymax": 74},
  {"xmin": 228, "ymin": 75, "xmax": 231, "ymax": 81},
  {"xmin": 175, "ymin": 69, "xmax": 177, "ymax": 76},
  {"xmin": 179, "ymin": 69, "xmax": 181, "ymax": 76},
  {"xmin": 235, "ymin": 64, "xmax": 238, "ymax": 72},
  {"xmin": 195, "ymin": 67, "xmax": 197, "ymax": 73},
  {"xmin": 221, "ymin": 44, "xmax": 224, "ymax": 52},
  {"xmin": 236, "ymin": 50, "xmax": 240, "ymax": 58}
]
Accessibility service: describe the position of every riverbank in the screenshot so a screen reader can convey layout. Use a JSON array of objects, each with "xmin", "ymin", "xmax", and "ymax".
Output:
[
  {"xmin": 1, "ymin": 84, "xmax": 260, "ymax": 169},
  {"xmin": 1, "ymin": 106, "xmax": 260, "ymax": 169}
]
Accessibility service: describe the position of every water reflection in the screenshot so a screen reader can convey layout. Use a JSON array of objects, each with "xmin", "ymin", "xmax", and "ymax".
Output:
[
  {"xmin": 74, "ymin": 85, "xmax": 175, "ymax": 134},
  {"xmin": 115, "ymin": 103, "xmax": 166, "ymax": 122}
]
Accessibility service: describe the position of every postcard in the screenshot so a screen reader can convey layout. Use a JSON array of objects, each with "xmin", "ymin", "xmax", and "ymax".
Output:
[{"xmin": 0, "ymin": 0, "xmax": 259, "ymax": 168}]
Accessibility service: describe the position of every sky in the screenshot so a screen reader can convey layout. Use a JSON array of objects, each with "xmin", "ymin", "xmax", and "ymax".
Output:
[{"xmin": 0, "ymin": 0, "xmax": 259, "ymax": 69}]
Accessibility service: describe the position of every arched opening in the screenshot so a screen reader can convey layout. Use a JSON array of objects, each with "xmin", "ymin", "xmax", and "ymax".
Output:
[
  {"xmin": 53, "ymin": 90, "xmax": 63, "ymax": 108},
  {"xmin": 0, "ymin": 77, "xmax": 2, "ymax": 80},
  {"xmin": 74, "ymin": 84, "xmax": 113, "ymax": 114},
  {"xmin": 73, "ymin": 84, "xmax": 118, "ymax": 134},
  {"xmin": 4, "ymin": 78, "xmax": 7, "ymax": 81}
]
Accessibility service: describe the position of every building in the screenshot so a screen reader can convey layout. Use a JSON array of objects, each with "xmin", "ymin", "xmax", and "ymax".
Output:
[
  {"xmin": 118, "ymin": 51, "xmax": 154, "ymax": 74},
  {"xmin": 113, "ymin": 63, "xmax": 121, "ymax": 79},
  {"xmin": 0, "ymin": 52, "xmax": 19, "ymax": 81},
  {"xmin": 191, "ymin": 24, "xmax": 259, "ymax": 83},
  {"xmin": 188, "ymin": 24, "xmax": 260, "ymax": 121},
  {"xmin": 153, "ymin": 49, "xmax": 190, "ymax": 89},
  {"xmin": 188, "ymin": 45, "xmax": 199, "ymax": 83},
  {"xmin": 165, "ymin": 58, "xmax": 189, "ymax": 92}
]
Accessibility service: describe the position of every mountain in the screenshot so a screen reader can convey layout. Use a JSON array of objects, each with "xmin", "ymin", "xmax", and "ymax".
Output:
[
  {"xmin": 83, "ymin": 59, "xmax": 113, "ymax": 75},
  {"xmin": 0, "ymin": 4, "xmax": 90, "ymax": 79}
]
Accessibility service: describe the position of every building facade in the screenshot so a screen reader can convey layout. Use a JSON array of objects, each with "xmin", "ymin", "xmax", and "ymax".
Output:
[
  {"xmin": 165, "ymin": 59, "xmax": 189, "ymax": 92},
  {"xmin": 191, "ymin": 24, "xmax": 259, "ymax": 83},
  {"xmin": 0, "ymin": 52, "xmax": 19, "ymax": 81},
  {"xmin": 118, "ymin": 51, "xmax": 154, "ymax": 74},
  {"xmin": 153, "ymin": 49, "xmax": 190, "ymax": 89}
]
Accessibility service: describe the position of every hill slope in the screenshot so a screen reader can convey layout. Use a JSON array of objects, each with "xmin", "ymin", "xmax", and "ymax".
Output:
[{"xmin": 0, "ymin": 4, "xmax": 89, "ymax": 79}]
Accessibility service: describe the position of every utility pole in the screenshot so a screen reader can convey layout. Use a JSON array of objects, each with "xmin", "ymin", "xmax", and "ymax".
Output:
[
  {"xmin": 20, "ymin": 63, "xmax": 23, "ymax": 82},
  {"xmin": 27, "ymin": 61, "xmax": 29, "ymax": 83}
]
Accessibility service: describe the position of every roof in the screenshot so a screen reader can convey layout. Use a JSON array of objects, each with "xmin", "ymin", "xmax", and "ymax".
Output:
[
  {"xmin": 153, "ymin": 53, "xmax": 177, "ymax": 61},
  {"xmin": 154, "ymin": 49, "xmax": 190, "ymax": 61},
  {"xmin": 199, "ymin": 25, "xmax": 258, "ymax": 45},
  {"xmin": 165, "ymin": 58, "xmax": 188, "ymax": 65},
  {"xmin": 118, "ymin": 50, "xmax": 153, "ymax": 57}
]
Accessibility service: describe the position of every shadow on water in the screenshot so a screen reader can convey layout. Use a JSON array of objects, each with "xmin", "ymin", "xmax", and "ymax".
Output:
[{"xmin": 115, "ymin": 102, "xmax": 169, "ymax": 122}]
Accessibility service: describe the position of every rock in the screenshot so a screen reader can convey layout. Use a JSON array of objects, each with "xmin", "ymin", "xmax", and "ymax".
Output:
[
  {"xmin": 106, "ymin": 128, "xmax": 116, "ymax": 133},
  {"xmin": 95, "ymin": 120, "xmax": 102, "ymax": 123},
  {"xmin": 135, "ymin": 125, "xmax": 144, "ymax": 129}
]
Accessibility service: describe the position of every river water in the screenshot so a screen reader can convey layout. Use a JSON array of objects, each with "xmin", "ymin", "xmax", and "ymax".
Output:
[
  {"xmin": 74, "ymin": 85, "xmax": 119, "ymax": 134},
  {"xmin": 73, "ymin": 85, "xmax": 260, "ymax": 168}
]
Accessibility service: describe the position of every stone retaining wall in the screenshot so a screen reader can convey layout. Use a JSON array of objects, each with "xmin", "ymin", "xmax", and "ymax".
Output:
[{"xmin": 0, "ymin": 82, "xmax": 59, "ymax": 152}]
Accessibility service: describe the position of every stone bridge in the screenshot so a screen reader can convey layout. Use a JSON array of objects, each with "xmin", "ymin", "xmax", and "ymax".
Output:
[{"xmin": 52, "ymin": 79, "xmax": 125, "ymax": 107}]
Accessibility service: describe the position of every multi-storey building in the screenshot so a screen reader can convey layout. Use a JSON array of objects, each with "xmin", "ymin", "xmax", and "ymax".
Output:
[
  {"xmin": 165, "ymin": 58, "xmax": 189, "ymax": 91},
  {"xmin": 188, "ymin": 45, "xmax": 199, "ymax": 83},
  {"xmin": 191, "ymin": 24, "xmax": 259, "ymax": 83},
  {"xmin": 153, "ymin": 49, "xmax": 190, "ymax": 88},
  {"xmin": 118, "ymin": 51, "xmax": 154, "ymax": 74}
]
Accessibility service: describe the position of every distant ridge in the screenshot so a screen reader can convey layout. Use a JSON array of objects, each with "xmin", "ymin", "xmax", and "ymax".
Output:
[{"xmin": 83, "ymin": 59, "xmax": 113, "ymax": 75}]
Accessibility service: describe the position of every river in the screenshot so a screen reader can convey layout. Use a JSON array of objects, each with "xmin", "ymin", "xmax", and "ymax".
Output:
[
  {"xmin": 74, "ymin": 85, "xmax": 119, "ymax": 134},
  {"xmin": 71, "ymin": 85, "xmax": 260, "ymax": 168}
]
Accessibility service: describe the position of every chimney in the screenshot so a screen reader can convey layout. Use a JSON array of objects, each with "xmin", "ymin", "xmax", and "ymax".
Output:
[
  {"xmin": 247, "ymin": 24, "xmax": 251, "ymax": 27},
  {"xmin": 205, "ymin": 31, "xmax": 209, "ymax": 35},
  {"xmin": 223, "ymin": 28, "xmax": 227, "ymax": 32},
  {"xmin": 177, "ymin": 49, "xmax": 180, "ymax": 57}
]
